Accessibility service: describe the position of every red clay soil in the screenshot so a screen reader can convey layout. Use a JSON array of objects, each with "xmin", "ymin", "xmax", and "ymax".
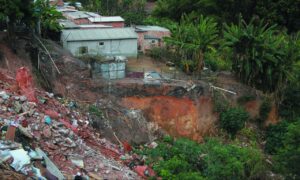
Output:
[
  {"xmin": 244, "ymin": 100, "xmax": 279, "ymax": 126},
  {"xmin": 121, "ymin": 96, "xmax": 217, "ymax": 142},
  {"xmin": 265, "ymin": 105, "xmax": 279, "ymax": 126},
  {"xmin": 0, "ymin": 44, "xmax": 33, "ymax": 75},
  {"xmin": 244, "ymin": 100, "xmax": 260, "ymax": 119}
]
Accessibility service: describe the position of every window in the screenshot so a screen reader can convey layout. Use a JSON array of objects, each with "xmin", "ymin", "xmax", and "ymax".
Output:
[
  {"xmin": 99, "ymin": 42, "xmax": 104, "ymax": 46},
  {"xmin": 79, "ymin": 46, "xmax": 88, "ymax": 54},
  {"xmin": 151, "ymin": 40, "xmax": 156, "ymax": 44}
]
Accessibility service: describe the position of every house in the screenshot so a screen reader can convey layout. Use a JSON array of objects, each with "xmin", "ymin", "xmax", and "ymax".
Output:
[
  {"xmin": 56, "ymin": 7, "xmax": 78, "ymax": 14},
  {"xmin": 93, "ymin": 56, "xmax": 127, "ymax": 80},
  {"xmin": 49, "ymin": 0, "xmax": 64, "ymax": 7},
  {"xmin": 59, "ymin": 19, "xmax": 80, "ymax": 29},
  {"xmin": 78, "ymin": 24, "xmax": 113, "ymax": 29},
  {"xmin": 135, "ymin": 25, "xmax": 171, "ymax": 53},
  {"xmin": 63, "ymin": 11, "xmax": 93, "ymax": 24},
  {"xmin": 62, "ymin": 10, "xmax": 125, "ymax": 27},
  {"xmin": 61, "ymin": 28, "xmax": 138, "ymax": 57},
  {"xmin": 88, "ymin": 16, "xmax": 125, "ymax": 28}
]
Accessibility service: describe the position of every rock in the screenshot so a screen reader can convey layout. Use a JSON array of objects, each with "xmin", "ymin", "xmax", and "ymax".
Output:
[
  {"xmin": 19, "ymin": 96, "xmax": 27, "ymax": 102},
  {"xmin": 42, "ymin": 126, "xmax": 52, "ymax": 138},
  {"xmin": 44, "ymin": 116, "xmax": 52, "ymax": 125},
  {"xmin": 44, "ymin": 110, "xmax": 59, "ymax": 119},
  {"xmin": 0, "ymin": 91, "xmax": 10, "ymax": 100}
]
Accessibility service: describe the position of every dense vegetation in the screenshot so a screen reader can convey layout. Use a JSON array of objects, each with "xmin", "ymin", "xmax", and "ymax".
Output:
[
  {"xmin": 0, "ymin": 0, "xmax": 63, "ymax": 38},
  {"xmin": 220, "ymin": 107, "xmax": 249, "ymax": 138},
  {"xmin": 153, "ymin": 0, "xmax": 300, "ymax": 33},
  {"xmin": 136, "ymin": 137, "xmax": 265, "ymax": 180}
]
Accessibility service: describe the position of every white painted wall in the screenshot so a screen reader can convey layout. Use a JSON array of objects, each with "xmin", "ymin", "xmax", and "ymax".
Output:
[{"xmin": 65, "ymin": 39, "xmax": 138, "ymax": 57}]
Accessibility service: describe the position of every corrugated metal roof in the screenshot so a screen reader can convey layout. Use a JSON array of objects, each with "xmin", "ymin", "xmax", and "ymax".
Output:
[
  {"xmin": 79, "ymin": 24, "xmax": 112, "ymax": 29},
  {"xmin": 62, "ymin": 28, "xmax": 138, "ymax": 42},
  {"xmin": 59, "ymin": 20, "xmax": 80, "ymax": 29},
  {"xmin": 64, "ymin": 11, "xmax": 90, "ymax": 19},
  {"xmin": 88, "ymin": 16, "xmax": 124, "ymax": 23},
  {"xmin": 135, "ymin": 25, "xmax": 170, "ymax": 32},
  {"xmin": 56, "ymin": 8, "xmax": 78, "ymax": 13},
  {"xmin": 85, "ymin": 12, "xmax": 101, "ymax": 17}
]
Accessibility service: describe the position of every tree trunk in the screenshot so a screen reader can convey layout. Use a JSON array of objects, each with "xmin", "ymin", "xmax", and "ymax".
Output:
[
  {"xmin": 7, "ymin": 20, "xmax": 17, "ymax": 52},
  {"xmin": 197, "ymin": 50, "xmax": 204, "ymax": 73}
]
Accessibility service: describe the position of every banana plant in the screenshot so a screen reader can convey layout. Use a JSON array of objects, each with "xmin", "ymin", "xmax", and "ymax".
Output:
[
  {"xmin": 165, "ymin": 14, "xmax": 219, "ymax": 73},
  {"xmin": 223, "ymin": 17, "xmax": 299, "ymax": 95}
]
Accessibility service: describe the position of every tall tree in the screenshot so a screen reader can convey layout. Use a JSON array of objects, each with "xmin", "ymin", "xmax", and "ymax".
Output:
[
  {"xmin": 34, "ymin": 0, "xmax": 63, "ymax": 37},
  {"xmin": 0, "ymin": 0, "xmax": 33, "ymax": 37},
  {"xmin": 153, "ymin": 0, "xmax": 300, "ymax": 33},
  {"xmin": 77, "ymin": 0, "xmax": 146, "ymax": 25}
]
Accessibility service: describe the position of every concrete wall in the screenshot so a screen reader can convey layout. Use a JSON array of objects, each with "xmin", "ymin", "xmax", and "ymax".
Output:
[
  {"xmin": 92, "ymin": 61, "xmax": 126, "ymax": 80},
  {"xmin": 144, "ymin": 39, "xmax": 160, "ymax": 51},
  {"xmin": 65, "ymin": 39, "xmax": 138, "ymax": 57},
  {"xmin": 137, "ymin": 30, "xmax": 171, "ymax": 53}
]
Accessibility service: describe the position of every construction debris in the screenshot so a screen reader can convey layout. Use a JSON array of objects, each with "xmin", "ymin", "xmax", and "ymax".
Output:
[{"xmin": 0, "ymin": 68, "xmax": 140, "ymax": 179}]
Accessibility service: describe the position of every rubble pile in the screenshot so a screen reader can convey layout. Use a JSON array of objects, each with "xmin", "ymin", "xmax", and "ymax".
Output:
[{"xmin": 0, "ymin": 69, "xmax": 141, "ymax": 179}]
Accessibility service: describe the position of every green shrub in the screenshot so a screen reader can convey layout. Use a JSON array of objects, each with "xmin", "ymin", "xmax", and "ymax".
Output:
[
  {"xmin": 148, "ymin": 47, "xmax": 171, "ymax": 62},
  {"xmin": 204, "ymin": 49, "xmax": 231, "ymax": 71},
  {"xmin": 274, "ymin": 119, "xmax": 300, "ymax": 179},
  {"xmin": 153, "ymin": 156, "xmax": 192, "ymax": 179},
  {"xmin": 136, "ymin": 138, "xmax": 265, "ymax": 180},
  {"xmin": 279, "ymin": 83, "xmax": 300, "ymax": 120},
  {"xmin": 0, "ymin": 50, "xmax": 3, "ymax": 61},
  {"xmin": 201, "ymin": 139, "xmax": 265, "ymax": 180},
  {"xmin": 220, "ymin": 107, "xmax": 250, "ymax": 137},
  {"xmin": 258, "ymin": 98, "xmax": 272, "ymax": 123},
  {"xmin": 265, "ymin": 121, "xmax": 289, "ymax": 154},
  {"xmin": 88, "ymin": 105, "xmax": 103, "ymax": 117},
  {"xmin": 212, "ymin": 91, "xmax": 230, "ymax": 113},
  {"xmin": 237, "ymin": 95, "xmax": 256, "ymax": 105},
  {"xmin": 240, "ymin": 127, "xmax": 258, "ymax": 142}
]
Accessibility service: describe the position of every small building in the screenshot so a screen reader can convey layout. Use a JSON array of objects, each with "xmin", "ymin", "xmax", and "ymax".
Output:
[
  {"xmin": 56, "ymin": 7, "xmax": 78, "ymax": 14},
  {"xmin": 88, "ymin": 16, "xmax": 125, "ymax": 28},
  {"xmin": 93, "ymin": 56, "xmax": 127, "ymax": 80},
  {"xmin": 61, "ymin": 28, "xmax": 138, "ymax": 57},
  {"xmin": 59, "ymin": 19, "xmax": 80, "ymax": 29},
  {"xmin": 79, "ymin": 24, "xmax": 112, "ymax": 29},
  {"xmin": 135, "ymin": 25, "xmax": 171, "ymax": 53},
  {"xmin": 63, "ymin": 11, "xmax": 92, "ymax": 25},
  {"xmin": 49, "ymin": 0, "xmax": 64, "ymax": 7}
]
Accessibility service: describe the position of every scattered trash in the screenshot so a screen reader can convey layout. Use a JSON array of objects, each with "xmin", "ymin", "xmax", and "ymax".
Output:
[
  {"xmin": 5, "ymin": 126, "xmax": 17, "ymax": 142},
  {"xmin": 0, "ymin": 70, "xmax": 140, "ymax": 179},
  {"xmin": 134, "ymin": 165, "xmax": 156, "ymax": 178},
  {"xmin": 9, "ymin": 149, "xmax": 31, "ymax": 171},
  {"xmin": 122, "ymin": 141, "xmax": 132, "ymax": 152},
  {"xmin": 148, "ymin": 142, "xmax": 158, "ymax": 149},
  {"xmin": 70, "ymin": 158, "xmax": 84, "ymax": 168},
  {"xmin": 44, "ymin": 116, "xmax": 52, "ymax": 125},
  {"xmin": 0, "ymin": 91, "xmax": 10, "ymax": 100}
]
